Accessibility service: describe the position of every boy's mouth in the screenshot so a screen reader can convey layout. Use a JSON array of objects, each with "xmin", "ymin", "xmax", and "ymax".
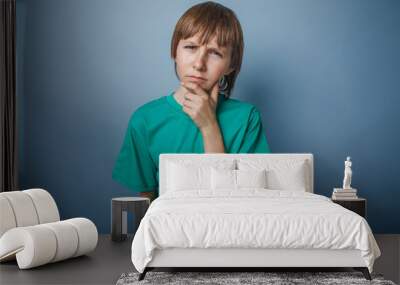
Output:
[{"xmin": 187, "ymin": 76, "xmax": 206, "ymax": 82}]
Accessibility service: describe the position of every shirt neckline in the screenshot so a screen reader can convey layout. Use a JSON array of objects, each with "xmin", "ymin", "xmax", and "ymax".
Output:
[{"xmin": 166, "ymin": 91, "xmax": 183, "ymax": 112}]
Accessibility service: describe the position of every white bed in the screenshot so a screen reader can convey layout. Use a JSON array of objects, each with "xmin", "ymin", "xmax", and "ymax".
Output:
[{"xmin": 131, "ymin": 153, "xmax": 381, "ymax": 281}]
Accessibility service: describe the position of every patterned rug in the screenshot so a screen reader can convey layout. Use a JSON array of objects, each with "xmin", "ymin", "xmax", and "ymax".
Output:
[{"xmin": 116, "ymin": 271, "xmax": 396, "ymax": 285}]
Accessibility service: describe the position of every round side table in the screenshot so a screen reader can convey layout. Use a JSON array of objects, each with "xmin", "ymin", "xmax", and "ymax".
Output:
[{"xmin": 111, "ymin": 197, "xmax": 150, "ymax": 242}]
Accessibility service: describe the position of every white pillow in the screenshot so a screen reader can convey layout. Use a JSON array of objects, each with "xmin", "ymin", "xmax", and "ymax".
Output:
[
  {"xmin": 210, "ymin": 168, "xmax": 236, "ymax": 190},
  {"xmin": 265, "ymin": 167, "xmax": 307, "ymax": 191},
  {"xmin": 167, "ymin": 160, "xmax": 235, "ymax": 192},
  {"xmin": 237, "ymin": 169, "xmax": 267, "ymax": 188},
  {"xmin": 237, "ymin": 159, "xmax": 309, "ymax": 192},
  {"xmin": 211, "ymin": 168, "xmax": 267, "ymax": 190}
]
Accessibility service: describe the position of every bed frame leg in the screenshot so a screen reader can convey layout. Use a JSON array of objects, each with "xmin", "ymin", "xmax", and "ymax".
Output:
[
  {"xmin": 138, "ymin": 267, "xmax": 148, "ymax": 281},
  {"xmin": 354, "ymin": 267, "xmax": 371, "ymax": 280}
]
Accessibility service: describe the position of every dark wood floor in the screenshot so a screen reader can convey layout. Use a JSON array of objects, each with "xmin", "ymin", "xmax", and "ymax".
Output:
[{"xmin": 0, "ymin": 234, "xmax": 399, "ymax": 285}]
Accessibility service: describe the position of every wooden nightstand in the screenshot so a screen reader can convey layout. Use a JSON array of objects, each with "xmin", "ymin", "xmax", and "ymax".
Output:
[{"xmin": 331, "ymin": 197, "xmax": 366, "ymax": 218}]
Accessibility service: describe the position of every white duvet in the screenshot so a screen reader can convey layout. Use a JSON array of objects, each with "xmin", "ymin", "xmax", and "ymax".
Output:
[{"xmin": 131, "ymin": 189, "xmax": 381, "ymax": 273}]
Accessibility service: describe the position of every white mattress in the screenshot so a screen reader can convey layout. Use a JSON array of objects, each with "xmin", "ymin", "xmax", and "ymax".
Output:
[{"xmin": 131, "ymin": 189, "xmax": 381, "ymax": 273}]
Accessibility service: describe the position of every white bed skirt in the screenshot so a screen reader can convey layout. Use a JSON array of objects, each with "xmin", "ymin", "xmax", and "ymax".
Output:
[{"xmin": 147, "ymin": 248, "xmax": 366, "ymax": 268}]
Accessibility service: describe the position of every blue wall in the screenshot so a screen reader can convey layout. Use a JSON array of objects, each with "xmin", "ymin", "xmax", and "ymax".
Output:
[{"xmin": 16, "ymin": 0, "xmax": 400, "ymax": 234}]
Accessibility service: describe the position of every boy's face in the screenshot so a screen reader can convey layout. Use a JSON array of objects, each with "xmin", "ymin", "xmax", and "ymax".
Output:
[{"xmin": 175, "ymin": 33, "xmax": 234, "ymax": 93}]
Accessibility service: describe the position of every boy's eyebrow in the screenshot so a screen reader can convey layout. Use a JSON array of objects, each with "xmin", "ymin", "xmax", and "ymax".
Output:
[{"xmin": 184, "ymin": 40, "xmax": 226, "ymax": 51}]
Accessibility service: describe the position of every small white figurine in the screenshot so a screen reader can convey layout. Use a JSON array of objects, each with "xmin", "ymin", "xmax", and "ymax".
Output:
[{"xmin": 342, "ymin": 156, "xmax": 352, "ymax": 189}]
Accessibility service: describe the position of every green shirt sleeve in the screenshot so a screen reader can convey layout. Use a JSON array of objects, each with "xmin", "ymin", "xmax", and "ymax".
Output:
[
  {"xmin": 238, "ymin": 107, "xmax": 271, "ymax": 153},
  {"xmin": 112, "ymin": 111, "xmax": 158, "ymax": 194}
]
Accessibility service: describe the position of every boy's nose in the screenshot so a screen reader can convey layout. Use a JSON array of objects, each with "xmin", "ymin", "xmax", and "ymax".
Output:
[{"xmin": 193, "ymin": 51, "xmax": 207, "ymax": 71}]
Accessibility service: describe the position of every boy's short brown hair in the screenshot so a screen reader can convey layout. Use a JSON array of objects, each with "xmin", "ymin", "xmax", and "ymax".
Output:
[{"xmin": 171, "ymin": 1, "xmax": 244, "ymax": 98}]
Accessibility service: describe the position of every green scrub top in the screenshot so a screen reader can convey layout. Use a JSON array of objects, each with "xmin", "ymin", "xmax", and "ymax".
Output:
[{"xmin": 112, "ymin": 91, "xmax": 271, "ymax": 196}]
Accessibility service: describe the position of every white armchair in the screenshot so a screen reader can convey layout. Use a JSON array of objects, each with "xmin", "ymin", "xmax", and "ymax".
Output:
[{"xmin": 0, "ymin": 188, "xmax": 98, "ymax": 269}]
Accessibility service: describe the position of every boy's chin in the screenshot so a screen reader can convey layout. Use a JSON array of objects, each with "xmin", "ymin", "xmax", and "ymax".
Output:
[{"xmin": 183, "ymin": 81, "xmax": 209, "ymax": 90}]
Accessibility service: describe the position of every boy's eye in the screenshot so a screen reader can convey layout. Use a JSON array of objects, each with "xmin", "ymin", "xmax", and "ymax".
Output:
[
  {"xmin": 211, "ymin": 50, "xmax": 223, "ymax": 57},
  {"xmin": 184, "ymin": 45, "xmax": 222, "ymax": 58}
]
